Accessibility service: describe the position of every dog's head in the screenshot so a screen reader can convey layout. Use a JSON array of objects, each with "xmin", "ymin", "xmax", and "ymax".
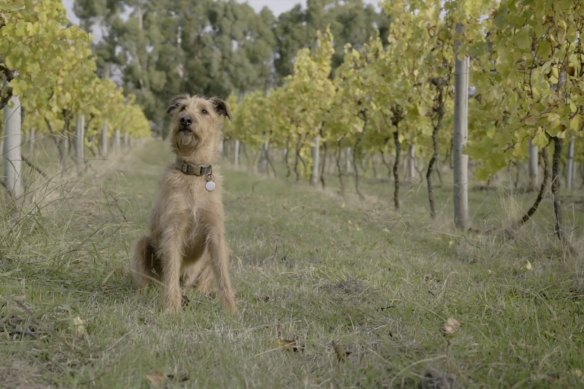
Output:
[{"xmin": 167, "ymin": 95, "xmax": 230, "ymax": 155}]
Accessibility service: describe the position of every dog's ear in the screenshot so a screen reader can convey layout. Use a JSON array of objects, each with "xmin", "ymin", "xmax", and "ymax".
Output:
[
  {"xmin": 209, "ymin": 97, "xmax": 231, "ymax": 120},
  {"xmin": 167, "ymin": 95, "xmax": 189, "ymax": 114}
]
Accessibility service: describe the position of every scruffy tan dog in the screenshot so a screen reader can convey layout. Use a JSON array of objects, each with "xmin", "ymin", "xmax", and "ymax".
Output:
[{"xmin": 132, "ymin": 94, "xmax": 237, "ymax": 313}]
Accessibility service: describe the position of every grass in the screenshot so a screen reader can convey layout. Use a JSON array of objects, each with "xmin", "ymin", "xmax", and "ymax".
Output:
[{"xmin": 1, "ymin": 139, "xmax": 583, "ymax": 388}]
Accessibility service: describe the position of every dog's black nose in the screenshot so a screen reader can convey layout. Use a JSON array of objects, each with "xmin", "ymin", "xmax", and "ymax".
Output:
[{"xmin": 180, "ymin": 116, "xmax": 192, "ymax": 127}]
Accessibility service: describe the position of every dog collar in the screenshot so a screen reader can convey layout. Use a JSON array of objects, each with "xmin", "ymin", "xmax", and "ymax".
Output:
[
  {"xmin": 176, "ymin": 160, "xmax": 217, "ymax": 192},
  {"xmin": 176, "ymin": 161, "xmax": 212, "ymax": 176}
]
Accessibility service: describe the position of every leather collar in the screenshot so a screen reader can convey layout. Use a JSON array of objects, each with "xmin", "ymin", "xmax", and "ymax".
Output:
[{"xmin": 176, "ymin": 160, "xmax": 212, "ymax": 176}]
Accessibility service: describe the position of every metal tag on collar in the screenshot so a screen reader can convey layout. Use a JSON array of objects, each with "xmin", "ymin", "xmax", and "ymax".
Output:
[
  {"xmin": 205, "ymin": 172, "xmax": 216, "ymax": 192},
  {"xmin": 181, "ymin": 163, "xmax": 189, "ymax": 174}
]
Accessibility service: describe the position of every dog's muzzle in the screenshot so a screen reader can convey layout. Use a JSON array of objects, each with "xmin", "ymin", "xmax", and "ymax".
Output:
[{"xmin": 179, "ymin": 116, "xmax": 194, "ymax": 133}]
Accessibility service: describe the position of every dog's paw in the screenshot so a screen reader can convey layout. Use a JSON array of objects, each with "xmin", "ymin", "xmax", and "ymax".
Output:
[
  {"xmin": 163, "ymin": 290, "xmax": 183, "ymax": 313},
  {"xmin": 163, "ymin": 304, "xmax": 182, "ymax": 314},
  {"xmin": 223, "ymin": 295, "xmax": 238, "ymax": 315}
]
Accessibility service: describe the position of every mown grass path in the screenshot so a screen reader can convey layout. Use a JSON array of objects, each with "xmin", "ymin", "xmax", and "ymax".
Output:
[{"xmin": 1, "ymin": 140, "xmax": 582, "ymax": 388}]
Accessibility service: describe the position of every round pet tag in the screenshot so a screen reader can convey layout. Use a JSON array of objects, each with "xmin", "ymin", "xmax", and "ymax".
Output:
[{"xmin": 205, "ymin": 181, "xmax": 216, "ymax": 192}]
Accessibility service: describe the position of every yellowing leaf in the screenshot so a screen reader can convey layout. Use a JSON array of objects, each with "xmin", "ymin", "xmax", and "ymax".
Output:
[
  {"xmin": 524, "ymin": 115, "xmax": 538, "ymax": 126},
  {"xmin": 570, "ymin": 116, "xmax": 581, "ymax": 132},
  {"xmin": 533, "ymin": 129, "xmax": 548, "ymax": 148},
  {"xmin": 547, "ymin": 113, "xmax": 562, "ymax": 130}
]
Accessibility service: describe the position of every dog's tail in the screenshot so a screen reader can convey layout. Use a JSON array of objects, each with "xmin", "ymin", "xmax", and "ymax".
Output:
[{"xmin": 132, "ymin": 236, "xmax": 161, "ymax": 288}]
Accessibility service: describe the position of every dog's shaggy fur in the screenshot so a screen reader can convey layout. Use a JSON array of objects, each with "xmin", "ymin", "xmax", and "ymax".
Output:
[{"xmin": 132, "ymin": 95, "xmax": 236, "ymax": 313}]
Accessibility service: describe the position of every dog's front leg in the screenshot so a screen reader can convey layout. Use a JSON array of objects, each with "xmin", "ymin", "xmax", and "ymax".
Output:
[
  {"xmin": 159, "ymin": 219, "xmax": 188, "ymax": 313},
  {"xmin": 207, "ymin": 229, "xmax": 237, "ymax": 313}
]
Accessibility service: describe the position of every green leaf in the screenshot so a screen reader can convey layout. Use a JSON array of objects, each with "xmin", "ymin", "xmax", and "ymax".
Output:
[
  {"xmin": 516, "ymin": 29, "xmax": 531, "ymax": 51},
  {"xmin": 536, "ymin": 40, "xmax": 552, "ymax": 59}
]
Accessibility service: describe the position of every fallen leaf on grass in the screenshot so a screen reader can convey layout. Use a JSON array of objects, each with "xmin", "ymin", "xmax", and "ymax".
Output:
[
  {"xmin": 332, "ymin": 342, "xmax": 352, "ymax": 362},
  {"xmin": 275, "ymin": 338, "xmax": 305, "ymax": 352},
  {"xmin": 72, "ymin": 316, "xmax": 88, "ymax": 338},
  {"xmin": 145, "ymin": 371, "xmax": 189, "ymax": 387},
  {"xmin": 146, "ymin": 371, "xmax": 167, "ymax": 387},
  {"xmin": 441, "ymin": 318, "xmax": 461, "ymax": 336},
  {"xmin": 525, "ymin": 261, "xmax": 533, "ymax": 271}
]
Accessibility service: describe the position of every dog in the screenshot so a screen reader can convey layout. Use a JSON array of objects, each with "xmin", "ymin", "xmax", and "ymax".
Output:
[{"xmin": 132, "ymin": 94, "xmax": 237, "ymax": 313}]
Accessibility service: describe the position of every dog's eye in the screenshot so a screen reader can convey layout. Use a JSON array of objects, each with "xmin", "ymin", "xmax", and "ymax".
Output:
[
  {"xmin": 179, "ymin": 106, "xmax": 186, "ymax": 112},
  {"xmin": 201, "ymin": 109, "xmax": 209, "ymax": 115}
]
